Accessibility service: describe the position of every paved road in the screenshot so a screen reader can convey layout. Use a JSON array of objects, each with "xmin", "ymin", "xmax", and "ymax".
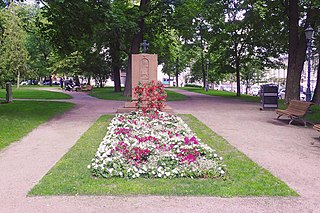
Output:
[{"xmin": 0, "ymin": 89, "xmax": 320, "ymax": 213}]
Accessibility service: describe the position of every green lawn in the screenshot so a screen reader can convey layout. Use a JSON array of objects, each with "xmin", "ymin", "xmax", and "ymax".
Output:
[
  {"xmin": 182, "ymin": 87, "xmax": 260, "ymax": 102},
  {"xmin": 29, "ymin": 114, "xmax": 297, "ymax": 197},
  {"xmin": 0, "ymin": 101, "xmax": 74, "ymax": 151},
  {"xmin": 0, "ymin": 87, "xmax": 72, "ymax": 99},
  {"xmin": 182, "ymin": 87, "xmax": 320, "ymax": 124},
  {"xmin": 89, "ymin": 87, "xmax": 187, "ymax": 101},
  {"xmin": 89, "ymin": 87, "xmax": 130, "ymax": 101}
]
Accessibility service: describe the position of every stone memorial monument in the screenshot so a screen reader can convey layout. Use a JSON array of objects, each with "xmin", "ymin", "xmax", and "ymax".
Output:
[{"xmin": 117, "ymin": 40, "xmax": 172, "ymax": 113}]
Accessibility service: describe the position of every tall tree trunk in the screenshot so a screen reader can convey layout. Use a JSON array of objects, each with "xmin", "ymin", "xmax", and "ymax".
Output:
[
  {"xmin": 175, "ymin": 68, "xmax": 179, "ymax": 87},
  {"xmin": 112, "ymin": 32, "xmax": 121, "ymax": 93},
  {"xmin": 175, "ymin": 58, "xmax": 179, "ymax": 87},
  {"xmin": 235, "ymin": 57, "xmax": 240, "ymax": 97},
  {"xmin": 17, "ymin": 70, "xmax": 20, "ymax": 89},
  {"xmin": 74, "ymin": 75, "xmax": 80, "ymax": 85},
  {"xmin": 113, "ymin": 61, "xmax": 121, "ymax": 92},
  {"xmin": 312, "ymin": 59, "xmax": 320, "ymax": 104},
  {"xmin": 201, "ymin": 50, "xmax": 205, "ymax": 88},
  {"xmin": 123, "ymin": 0, "xmax": 149, "ymax": 97},
  {"xmin": 285, "ymin": 0, "xmax": 304, "ymax": 102},
  {"xmin": 99, "ymin": 77, "xmax": 103, "ymax": 88},
  {"xmin": 285, "ymin": 2, "xmax": 319, "ymax": 103},
  {"xmin": 87, "ymin": 76, "xmax": 91, "ymax": 85}
]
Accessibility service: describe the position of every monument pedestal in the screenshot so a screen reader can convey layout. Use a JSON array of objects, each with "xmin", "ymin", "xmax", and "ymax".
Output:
[
  {"xmin": 117, "ymin": 53, "xmax": 173, "ymax": 114},
  {"xmin": 116, "ymin": 101, "xmax": 174, "ymax": 113}
]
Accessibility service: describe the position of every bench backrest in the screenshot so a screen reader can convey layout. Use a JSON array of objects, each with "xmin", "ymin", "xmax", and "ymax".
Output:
[
  {"xmin": 86, "ymin": 85, "xmax": 93, "ymax": 90},
  {"xmin": 287, "ymin": 100, "xmax": 313, "ymax": 116}
]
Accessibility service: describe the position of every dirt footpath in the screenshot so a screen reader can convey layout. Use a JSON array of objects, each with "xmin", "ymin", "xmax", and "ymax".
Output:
[{"xmin": 1, "ymin": 89, "xmax": 320, "ymax": 213}]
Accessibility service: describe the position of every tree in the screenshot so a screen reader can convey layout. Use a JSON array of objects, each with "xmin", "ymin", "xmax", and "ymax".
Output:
[
  {"xmin": 100, "ymin": 0, "xmax": 137, "ymax": 92},
  {"xmin": 284, "ymin": 0, "xmax": 320, "ymax": 102},
  {"xmin": 24, "ymin": 4, "xmax": 54, "ymax": 81},
  {"xmin": 40, "ymin": 0, "xmax": 110, "ymax": 80},
  {"xmin": 311, "ymin": 16, "xmax": 320, "ymax": 104},
  {"xmin": 172, "ymin": 0, "xmax": 223, "ymax": 89},
  {"xmin": 0, "ymin": 3, "xmax": 30, "ymax": 88},
  {"xmin": 123, "ymin": 0, "xmax": 150, "ymax": 96},
  {"xmin": 217, "ymin": 0, "xmax": 287, "ymax": 96}
]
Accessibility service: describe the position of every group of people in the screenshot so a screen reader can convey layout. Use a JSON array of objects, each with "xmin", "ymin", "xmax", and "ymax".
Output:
[{"xmin": 59, "ymin": 78, "xmax": 81, "ymax": 91}]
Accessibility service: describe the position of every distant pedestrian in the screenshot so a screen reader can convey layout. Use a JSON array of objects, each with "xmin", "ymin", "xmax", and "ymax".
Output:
[{"xmin": 60, "ymin": 77, "xmax": 64, "ymax": 89}]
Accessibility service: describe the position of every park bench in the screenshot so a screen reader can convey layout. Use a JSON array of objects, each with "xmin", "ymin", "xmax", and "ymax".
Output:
[
  {"xmin": 275, "ymin": 100, "xmax": 313, "ymax": 126},
  {"xmin": 81, "ymin": 85, "xmax": 93, "ymax": 92},
  {"xmin": 314, "ymin": 124, "xmax": 320, "ymax": 132}
]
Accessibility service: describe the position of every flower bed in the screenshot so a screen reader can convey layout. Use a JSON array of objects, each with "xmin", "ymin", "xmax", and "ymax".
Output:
[{"xmin": 88, "ymin": 111, "xmax": 225, "ymax": 179}]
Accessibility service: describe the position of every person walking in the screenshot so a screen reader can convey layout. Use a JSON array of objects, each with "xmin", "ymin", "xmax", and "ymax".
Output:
[{"xmin": 60, "ymin": 77, "xmax": 64, "ymax": 90}]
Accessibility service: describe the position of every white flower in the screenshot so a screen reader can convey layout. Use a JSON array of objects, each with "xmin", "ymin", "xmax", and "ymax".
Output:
[{"xmin": 89, "ymin": 111, "xmax": 226, "ymax": 179}]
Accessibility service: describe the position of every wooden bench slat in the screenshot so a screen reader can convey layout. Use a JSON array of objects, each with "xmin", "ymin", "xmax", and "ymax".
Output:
[
  {"xmin": 314, "ymin": 124, "xmax": 320, "ymax": 131},
  {"xmin": 275, "ymin": 100, "xmax": 313, "ymax": 126}
]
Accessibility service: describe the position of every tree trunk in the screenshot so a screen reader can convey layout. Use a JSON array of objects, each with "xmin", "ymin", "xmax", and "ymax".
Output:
[
  {"xmin": 285, "ymin": 0, "xmax": 305, "ymax": 103},
  {"xmin": 201, "ymin": 51, "xmax": 205, "ymax": 88},
  {"xmin": 245, "ymin": 79, "xmax": 249, "ymax": 94},
  {"xmin": 74, "ymin": 75, "xmax": 80, "ymax": 85},
  {"xmin": 285, "ymin": 1, "xmax": 319, "ymax": 103},
  {"xmin": 113, "ymin": 62, "xmax": 121, "ymax": 92},
  {"xmin": 235, "ymin": 57, "xmax": 241, "ymax": 97},
  {"xmin": 312, "ymin": 59, "xmax": 320, "ymax": 104},
  {"xmin": 111, "ymin": 32, "xmax": 122, "ymax": 93},
  {"xmin": 87, "ymin": 76, "xmax": 91, "ymax": 85},
  {"xmin": 17, "ymin": 70, "xmax": 20, "ymax": 89},
  {"xmin": 123, "ymin": 0, "xmax": 149, "ymax": 97},
  {"xmin": 175, "ymin": 68, "xmax": 179, "ymax": 87},
  {"xmin": 99, "ymin": 78, "xmax": 103, "ymax": 88}
]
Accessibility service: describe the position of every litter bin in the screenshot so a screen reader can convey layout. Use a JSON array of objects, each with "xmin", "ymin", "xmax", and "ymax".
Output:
[{"xmin": 260, "ymin": 84, "xmax": 278, "ymax": 110}]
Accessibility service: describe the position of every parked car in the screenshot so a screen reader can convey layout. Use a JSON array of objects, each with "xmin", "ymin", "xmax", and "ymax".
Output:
[
  {"xmin": 20, "ymin": 80, "xmax": 39, "ymax": 85},
  {"xmin": 20, "ymin": 81, "xmax": 28, "ymax": 85},
  {"xmin": 278, "ymin": 89, "xmax": 285, "ymax": 99},
  {"xmin": 278, "ymin": 89, "xmax": 307, "ymax": 101},
  {"xmin": 43, "ymin": 80, "xmax": 59, "ymax": 85},
  {"xmin": 250, "ymin": 86, "xmax": 260, "ymax": 96}
]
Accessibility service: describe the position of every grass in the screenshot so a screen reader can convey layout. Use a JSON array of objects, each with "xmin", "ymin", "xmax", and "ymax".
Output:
[
  {"xmin": 165, "ymin": 90, "xmax": 187, "ymax": 101},
  {"xmin": 89, "ymin": 87, "xmax": 187, "ymax": 101},
  {"xmin": 182, "ymin": 87, "xmax": 260, "ymax": 102},
  {"xmin": 182, "ymin": 87, "xmax": 320, "ymax": 124},
  {"xmin": 89, "ymin": 87, "xmax": 131, "ymax": 101},
  {"xmin": 29, "ymin": 114, "xmax": 297, "ymax": 197},
  {"xmin": 0, "ymin": 101, "xmax": 74, "ymax": 151},
  {"xmin": 0, "ymin": 87, "xmax": 72, "ymax": 99}
]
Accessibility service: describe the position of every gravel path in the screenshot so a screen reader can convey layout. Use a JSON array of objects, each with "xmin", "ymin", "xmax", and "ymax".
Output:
[{"xmin": 1, "ymin": 88, "xmax": 320, "ymax": 213}]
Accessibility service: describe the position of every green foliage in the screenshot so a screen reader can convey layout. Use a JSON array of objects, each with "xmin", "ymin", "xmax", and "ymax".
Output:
[
  {"xmin": 0, "ymin": 3, "xmax": 30, "ymax": 87},
  {"xmin": 24, "ymin": 5, "xmax": 55, "ymax": 79},
  {"xmin": 29, "ymin": 114, "xmax": 296, "ymax": 196},
  {"xmin": 40, "ymin": 0, "xmax": 112, "ymax": 78},
  {"xmin": 0, "ymin": 100, "xmax": 74, "ymax": 150}
]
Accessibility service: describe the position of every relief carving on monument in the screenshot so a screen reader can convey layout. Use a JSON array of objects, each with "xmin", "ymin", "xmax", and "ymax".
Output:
[{"xmin": 139, "ymin": 58, "xmax": 149, "ymax": 81}]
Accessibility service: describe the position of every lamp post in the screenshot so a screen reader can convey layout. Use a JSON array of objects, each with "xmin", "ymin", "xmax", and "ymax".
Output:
[
  {"xmin": 205, "ymin": 59, "xmax": 209, "ymax": 92},
  {"xmin": 305, "ymin": 24, "xmax": 314, "ymax": 102}
]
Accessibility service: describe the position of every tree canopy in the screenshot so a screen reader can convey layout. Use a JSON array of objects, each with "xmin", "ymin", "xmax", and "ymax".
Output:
[{"xmin": 0, "ymin": 0, "xmax": 319, "ymax": 103}]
